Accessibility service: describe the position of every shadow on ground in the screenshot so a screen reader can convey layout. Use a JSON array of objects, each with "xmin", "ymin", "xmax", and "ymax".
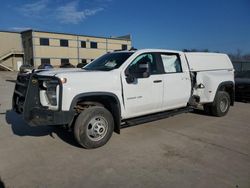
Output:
[
  {"xmin": 5, "ymin": 79, "xmax": 16, "ymax": 83},
  {"xmin": 235, "ymin": 98, "xmax": 250, "ymax": 103},
  {"xmin": 0, "ymin": 177, "xmax": 5, "ymax": 188},
  {"xmin": 5, "ymin": 110, "xmax": 81, "ymax": 148},
  {"xmin": 191, "ymin": 109, "xmax": 212, "ymax": 117}
]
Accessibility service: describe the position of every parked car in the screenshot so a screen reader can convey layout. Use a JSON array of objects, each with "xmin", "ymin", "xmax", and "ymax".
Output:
[
  {"xmin": 76, "ymin": 62, "xmax": 88, "ymax": 68},
  {"xmin": 38, "ymin": 64, "xmax": 53, "ymax": 69},
  {"xmin": 60, "ymin": 63, "xmax": 75, "ymax": 68},
  {"xmin": 13, "ymin": 49, "xmax": 234, "ymax": 149},
  {"xmin": 235, "ymin": 70, "xmax": 250, "ymax": 101}
]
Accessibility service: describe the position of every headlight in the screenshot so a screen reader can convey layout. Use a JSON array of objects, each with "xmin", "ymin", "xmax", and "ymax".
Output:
[
  {"xmin": 43, "ymin": 80, "xmax": 59, "ymax": 106},
  {"xmin": 43, "ymin": 80, "xmax": 59, "ymax": 88},
  {"xmin": 46, "ymin": 86, "xmax": 57, "ymax": 106}
]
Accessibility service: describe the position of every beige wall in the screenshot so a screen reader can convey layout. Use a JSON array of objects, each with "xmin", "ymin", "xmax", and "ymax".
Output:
[
  {"xmin": 30, "ymin": 31, "xmax": 132, "ymax": 68},
  {"xmin": 0, "ymin": 32, "xmax": 24, "ymax": 71},
  {"xmin": 1, "ymin": 56, "xmax": 23, "ymax": 70},
  {"xmin": 0, "ymin": 32, "xmax": 23, "ymax": 54}
]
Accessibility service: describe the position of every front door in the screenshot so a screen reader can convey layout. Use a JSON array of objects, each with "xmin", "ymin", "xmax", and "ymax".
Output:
[{"xmin": 121, "ymin": 53, "xmax": 164, "ymax": 119}]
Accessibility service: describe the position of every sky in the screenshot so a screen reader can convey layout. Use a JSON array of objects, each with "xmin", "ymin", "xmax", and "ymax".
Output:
[{"xmin": 0, "ymin": 0, "xmax": 250, "ymax": 54}]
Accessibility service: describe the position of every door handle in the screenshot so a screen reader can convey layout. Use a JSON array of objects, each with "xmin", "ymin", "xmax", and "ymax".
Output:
[{"xmin": 153, "ymin": 80, "xmax": 162, "ymax": 83}]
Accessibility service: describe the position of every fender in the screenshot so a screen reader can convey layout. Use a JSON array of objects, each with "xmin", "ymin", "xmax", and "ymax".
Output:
[
  {"xmin": 215, "ymin": 81, "xmax": 235, "ymax": 106},
  {"xmin": 70, "ymin": 92, "xmax": 121, "ymax": 134}
]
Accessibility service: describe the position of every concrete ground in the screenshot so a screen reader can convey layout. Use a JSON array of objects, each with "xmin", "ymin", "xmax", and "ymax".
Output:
[{"xmin": 0, "ymin": 71, "xmax": 249, "ymax": 188}]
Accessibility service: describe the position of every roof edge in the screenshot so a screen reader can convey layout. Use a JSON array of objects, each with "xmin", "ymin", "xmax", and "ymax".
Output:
[{"xmin": 20, "ymin": 29, "xmax": 132, "ymax": 41}]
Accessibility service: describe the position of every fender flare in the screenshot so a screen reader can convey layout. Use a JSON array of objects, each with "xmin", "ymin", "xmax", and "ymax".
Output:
[
  {"xmin": 70, "ymin": 92, "xmax": 121, "ymax": 134},
  {"xmin": 215, "ymin": 81, "xmax": 235, "ymax": 105}
]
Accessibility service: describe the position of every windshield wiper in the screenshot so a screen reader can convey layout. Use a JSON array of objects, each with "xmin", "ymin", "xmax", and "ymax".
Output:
[{"xmin": 83, "ymin": 67, "xmax": 112, "ymax": 71}]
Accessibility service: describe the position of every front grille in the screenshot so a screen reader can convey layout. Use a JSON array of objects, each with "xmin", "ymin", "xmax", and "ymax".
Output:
[{"xmin": 13, "ymin": 73, "xmax": 31, "ymax": 113}]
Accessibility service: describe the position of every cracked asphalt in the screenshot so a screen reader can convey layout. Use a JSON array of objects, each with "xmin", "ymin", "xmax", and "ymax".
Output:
[{"xmin": 0, "ymin": 71, "xmax": 250, "ymax": 188}]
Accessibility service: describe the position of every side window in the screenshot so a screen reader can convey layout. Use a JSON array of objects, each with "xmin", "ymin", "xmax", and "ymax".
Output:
[
  {"xmin": 161, "ymin": 54, "xmax": 182, "ymax": 73},
  {"xmin": 128, "ymin": 53, "xmax": 159, "ymax": 74}
]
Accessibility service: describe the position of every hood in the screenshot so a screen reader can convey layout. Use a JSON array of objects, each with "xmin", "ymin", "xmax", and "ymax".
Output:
[
  {"xmin": 35, "ymin": 68, "xmax": 85, "ymax": 76},
  {"xmin": 52, "ymin": 68, "xmax": 121, "ymax": 102},
  {"xmin": 35, "ymin": 68, "xmax": 120, "ymax": 89}
]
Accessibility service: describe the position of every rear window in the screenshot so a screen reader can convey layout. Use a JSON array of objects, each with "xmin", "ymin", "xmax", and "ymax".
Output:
[{"xmin": 160, "ymin": 54, "xmax": 182, "ymax": 73}]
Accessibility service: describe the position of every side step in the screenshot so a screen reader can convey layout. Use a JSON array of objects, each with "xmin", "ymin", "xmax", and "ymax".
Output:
[{"xmin": 121, "ymin": 107, "xmax": 193, "ymax": 128}]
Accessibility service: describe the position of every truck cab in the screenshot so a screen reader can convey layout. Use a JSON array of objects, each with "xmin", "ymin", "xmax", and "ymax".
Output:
[{"xmin": 120, "ymin": 49, "xmax": 192, "ymax": 118}]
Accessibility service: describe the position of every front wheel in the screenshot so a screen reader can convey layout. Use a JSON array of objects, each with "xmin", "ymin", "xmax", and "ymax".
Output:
[
  {"xmin": 211, "ymin": 91, "xmax": 230, "ymax": 117},
  {"xmin": 74, "ymin": 106, "xmax": 114, "ymax": 149}
]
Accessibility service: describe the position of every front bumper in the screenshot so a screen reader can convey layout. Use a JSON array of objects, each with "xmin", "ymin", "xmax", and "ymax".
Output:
[
  {"xmin": 27, "ymin": 108, "xmax": 75, "ymax": 126},
  {"xmin": 12, "ymin": 73, "xmax": 75, "ymax": 126}
]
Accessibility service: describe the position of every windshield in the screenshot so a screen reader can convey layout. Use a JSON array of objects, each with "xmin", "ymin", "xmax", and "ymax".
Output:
[{"xmin": 84, "ymin": 52, "xmax": 134, "ymax": 71}]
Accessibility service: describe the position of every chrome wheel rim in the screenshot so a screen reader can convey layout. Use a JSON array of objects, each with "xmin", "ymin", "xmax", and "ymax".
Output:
[
  {"xmin": 86, "ymin": 116, "xmax": 108, "ymax": 141},
  {"xmin": 220, "ymin": 98, "xmax": 229, "ymax": 113}
]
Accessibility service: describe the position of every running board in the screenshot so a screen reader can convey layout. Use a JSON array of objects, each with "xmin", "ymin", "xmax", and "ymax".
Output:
[{"xmin": 121, "ymin": 107, "xmax": 193, "ymax": 128}]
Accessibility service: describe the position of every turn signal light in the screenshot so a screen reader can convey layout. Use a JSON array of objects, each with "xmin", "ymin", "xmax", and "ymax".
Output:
[{"xmin": 60, "ymin": 78, "xmax": 67, "ymax": 84}]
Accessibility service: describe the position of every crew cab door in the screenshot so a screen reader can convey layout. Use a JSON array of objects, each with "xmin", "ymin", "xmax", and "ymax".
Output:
[
  {"xmin": 121, "ymin": 53, "xmax": 164, "ymax": 118},
  {"xmin": 160, "ymin": 53, "xmax": 191, "ymax": 110}
]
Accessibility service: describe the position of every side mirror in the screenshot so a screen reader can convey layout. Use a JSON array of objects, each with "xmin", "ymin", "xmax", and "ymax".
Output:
[
  {"xmin": 126, "ymin": 74, "xmax": 135, "ymax": 83},
  {"xmin": 134, "ymin": 61, "xmax": 150, "ymax": 78},
  {"xmin": 125, "ymin": 61, "xmax": 150, "ymax": 83}
]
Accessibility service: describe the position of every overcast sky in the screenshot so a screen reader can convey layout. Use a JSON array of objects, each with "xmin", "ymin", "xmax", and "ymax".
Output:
[{"xmin": 0, "ymin": 0, "xmax": 250, "ymax": 54}]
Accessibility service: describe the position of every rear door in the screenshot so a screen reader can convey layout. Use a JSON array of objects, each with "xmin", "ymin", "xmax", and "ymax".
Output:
[{"xmin": 160, "ymin": 53, "xmax": 191, "ymax": 110}]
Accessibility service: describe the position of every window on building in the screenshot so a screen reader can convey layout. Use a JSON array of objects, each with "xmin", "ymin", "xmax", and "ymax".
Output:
[
  {"xmin": 41, "ymin": 58, "xmax": 51, "ymax": 65},
  {"xmin": 122, "ymin": 44, "xmax": 128, "ymax": 50},
  {"xmin": 60, "ymin": 59, "xmax": 74, "ymax": 68},
  {"xmin": 90, "ymin": 42, "xmax": 98, "ymax": 49},
  {"xmin": 77, "ymin": 59, "xmax": 88, "ymax": 68},
  {"xmin": 40, "ymin": 38, "xmax": 49, "ymax": 46},
  {"xmin": 60, "ymin": 39, "xmax": 69, "ymax": 47},
  {"xmin": 81, "ymin": 41, "xmax": 86, "ymax": 48},
  {"xmin": 38, "ymin": 58, "xmax": 52, "ymax": 69},
  {"xmin": 160, "ymin": 54, "xmax": 182, "ymax": 73},
  {"xmin": 61, "ymin": 58, "xmax": 69, "ymax": 65}
]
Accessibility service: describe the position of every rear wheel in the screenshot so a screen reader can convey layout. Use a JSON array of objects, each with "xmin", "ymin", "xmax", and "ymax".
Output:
[
  {"xmin": 74, "ymin": 106, "xmax": 114, "ymax": 149},
  {"xmin": 211, "ymin": 91, "xmax": 230, "ymax": 117}
]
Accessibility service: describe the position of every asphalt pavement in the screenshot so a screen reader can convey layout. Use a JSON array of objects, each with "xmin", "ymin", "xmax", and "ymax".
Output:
[{"xmin": 0, "ymin": 71, "xmax": 249, "ymax": 188}]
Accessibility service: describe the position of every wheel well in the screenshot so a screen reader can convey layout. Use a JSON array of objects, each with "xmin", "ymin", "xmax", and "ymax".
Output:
[
  {"xmin": 72, "ymin": 95, "xmax": 121, "ymax": 134},
  {"xmin": 217, "ymin": 82, "xmax": 235, "ymax": 105}
]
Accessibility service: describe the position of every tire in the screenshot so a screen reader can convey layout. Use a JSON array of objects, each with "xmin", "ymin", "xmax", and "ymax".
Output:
[
  {"xmin": 211, "ymin": 91, "xmax": 230, "ymax": 117},
  {"xmin": 74, "ymin": 106, "xmax": 114, "ymax": 149}
]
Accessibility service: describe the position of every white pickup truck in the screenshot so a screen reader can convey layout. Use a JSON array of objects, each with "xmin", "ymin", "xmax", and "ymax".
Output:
[{"xmin": 13, "ymin": 49, "xmax": 235, "ymax": 148}]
